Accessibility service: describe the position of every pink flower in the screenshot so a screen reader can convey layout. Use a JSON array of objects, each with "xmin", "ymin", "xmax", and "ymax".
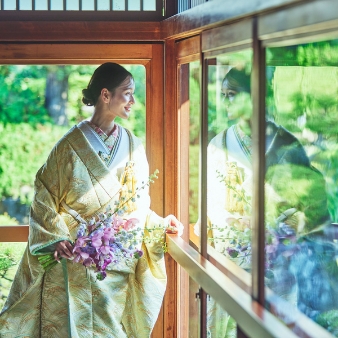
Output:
[
  {"xmin": 123, "ymin": 218, "xmax": 139, "ymax": 230},
  {"xmin": 111, "ymin": 215, "xmax": 124, "ymax": 230}
]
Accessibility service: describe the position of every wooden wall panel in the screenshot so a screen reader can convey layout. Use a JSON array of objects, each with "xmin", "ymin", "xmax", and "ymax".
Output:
[
  {"xmin": 0, "ymin": 44, "xmax": 153, "ymax": 64},
  {"xmin": 176, "ymin": 35, "xmax": 200, "ymax": 60},
  {"xmin": 0, "ymin": 22, "xmax": 162, "ymax": 42}
]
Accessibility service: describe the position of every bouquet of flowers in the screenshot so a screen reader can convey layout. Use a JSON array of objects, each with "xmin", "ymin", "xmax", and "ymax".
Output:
[{"xmin": 38, "ymin": 169, "xmax": 160, "ymax": 281}]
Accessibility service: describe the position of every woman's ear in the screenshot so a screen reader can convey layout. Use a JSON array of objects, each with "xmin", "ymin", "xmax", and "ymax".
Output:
[{"xmin": 101, "ymin": 88, "xmax": 110, "ymax": 103}]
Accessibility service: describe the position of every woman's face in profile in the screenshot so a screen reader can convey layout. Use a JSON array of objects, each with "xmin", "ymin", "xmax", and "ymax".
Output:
[{"xmin": 221, "ymin": 83, "xmax": 252, "ymax": 122}]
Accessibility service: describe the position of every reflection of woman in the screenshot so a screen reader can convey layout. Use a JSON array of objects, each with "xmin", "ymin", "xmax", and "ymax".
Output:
[
  {"xmin": 207, "ymin": 67, "xmax": 327, "ymax": 266},
  {"xmin": 206, "ymin": 67, "xmax": 336, "ymax": 336},
  {"xmin": 0, "ymin": 63, "xmax": 183, "ymax": 337}
]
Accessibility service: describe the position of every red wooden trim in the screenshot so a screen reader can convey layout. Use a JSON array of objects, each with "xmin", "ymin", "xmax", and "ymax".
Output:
[{"xmin": 0, "ymin": 22, "xmax": 162, "ymax": 42}]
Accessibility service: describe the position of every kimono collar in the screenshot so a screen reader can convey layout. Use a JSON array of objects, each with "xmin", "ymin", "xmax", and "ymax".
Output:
[{"xmin": 65, "ymin": 125, "xmax": 122, "ymax": 201}]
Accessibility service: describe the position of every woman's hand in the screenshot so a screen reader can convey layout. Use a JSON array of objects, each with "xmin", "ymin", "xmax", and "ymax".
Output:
[
  {"xmin": 54, "ymin": 240, "xmax": 74, "ymax": 262},
  {"xmin": 165, "ymin": 215, "xmax": 184, "ymax": 237}
]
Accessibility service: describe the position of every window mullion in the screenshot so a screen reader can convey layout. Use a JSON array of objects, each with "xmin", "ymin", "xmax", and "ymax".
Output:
[{"xmin": 251, "ymin": 16, "xmax": 266, "ymax": 305}]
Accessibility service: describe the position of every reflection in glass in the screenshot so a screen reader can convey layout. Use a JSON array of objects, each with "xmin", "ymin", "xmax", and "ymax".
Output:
[
  {"xmin": 205, "ymin": 51, "xmax": 253, "ymax": 269},
  {"xmin": 265, "ymin": 40, "xmax": 338, "ymax": 336},
  {"xmin": 203, "ymin": 50, "xmax": 252, "ymax": 338}
]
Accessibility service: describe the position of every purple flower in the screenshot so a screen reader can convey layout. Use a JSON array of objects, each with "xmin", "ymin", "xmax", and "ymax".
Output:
[
  {"xmin": 100, "ymin": 245, "xmax": 111, "ymax": 255},
  {"xmin": 134, "ymin": 250, "xmax": 143, "ymax": 259},
  {"xmin": 226, "ymin": 247, "xmax": 239, "ymax": 258}
]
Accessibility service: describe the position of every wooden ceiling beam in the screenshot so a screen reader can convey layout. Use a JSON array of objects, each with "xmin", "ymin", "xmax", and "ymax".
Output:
[{"xmin": 0, "ymin": 21, "xmax": 162, "ymax": 42}]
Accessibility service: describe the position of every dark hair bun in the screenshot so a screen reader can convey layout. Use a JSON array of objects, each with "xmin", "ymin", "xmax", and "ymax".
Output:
[
  {"xmin": 82, "ymin": 63, "xmax": 133, "ymax": 107},
  {"xmin": 82, "ymin": 88, "xmax": 94, "ymax": 106}
]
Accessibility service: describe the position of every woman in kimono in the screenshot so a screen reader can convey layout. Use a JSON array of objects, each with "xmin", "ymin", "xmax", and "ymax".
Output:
[
  {"xmin": 204, "ymin": 67, "xmax": 336, "ymax": 337},
  {"xmin": 0, "ymin": 62, "xmax": 183, "ymax": 338}
]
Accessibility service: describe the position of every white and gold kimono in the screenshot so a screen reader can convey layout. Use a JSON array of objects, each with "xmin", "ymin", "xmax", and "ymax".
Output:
[{"xmin": 0, "ymin": 122, "xmax": 167, "ymax": 338}]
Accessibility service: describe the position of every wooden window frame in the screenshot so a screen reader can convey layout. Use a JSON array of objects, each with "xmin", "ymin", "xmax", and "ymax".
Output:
[
  {"xmin": 0, "ymin": 38, "xmax": 167, "ymax": 338},
  {"xmin": 163, "ymin": 1, "xmax": 338, "ymax": 337}
]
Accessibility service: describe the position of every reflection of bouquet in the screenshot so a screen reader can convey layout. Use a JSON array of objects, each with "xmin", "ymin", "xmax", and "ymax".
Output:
[
  {"xmin": 210, "ymin": 216, "xmax": 299, "ymax": 272},
  {"xmin": 265, "ymin": 222, "xmax": 299, "ymax": 278},
  {"xmin": 211, "ymin": 168, "xmax": 299, "ymax": 270},
  {"xmin": 38, "ymin": 170, "xmax": 160, "ymax": 281},
  {"xmin": 209, "ymin": 216, "xmax": 252, "ymax": 267},
  {"xmin": 209, "ymin": 168, "xmax": 252, "ymax": 267}
]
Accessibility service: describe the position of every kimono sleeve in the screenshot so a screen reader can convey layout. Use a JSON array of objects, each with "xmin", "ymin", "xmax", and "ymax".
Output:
[{"xmin": 29, "ymin": 145, "xmax": 71, "ymax": 255}]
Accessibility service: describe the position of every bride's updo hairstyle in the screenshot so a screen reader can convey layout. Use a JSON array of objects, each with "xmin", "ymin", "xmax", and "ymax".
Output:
[
  {"xmin": 222, "ymin": 67, "xmax": 251, "ymax": 94},
  {"xmin": 82, "ymin": 62, "xmax": 133, "ymax": 106}
]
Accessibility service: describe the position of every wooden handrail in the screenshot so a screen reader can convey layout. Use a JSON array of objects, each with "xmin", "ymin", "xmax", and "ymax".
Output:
[
  {"xmin": 0, "ymin": 225, "xmax": 29, "ymax": 242},
  {"xmin": 167, "ymin": 234, "xmax": 334, "ymax": 338}
]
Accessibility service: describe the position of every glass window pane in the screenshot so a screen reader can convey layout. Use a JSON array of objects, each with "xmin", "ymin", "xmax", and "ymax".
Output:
[
  {"xmin": 178, "ymin": 61, "xmax": 202, "ymax": 336},
  {"xmin": 97, "ymin": 0, "xmax": 109, "ymax": 10},
  {"xmin": 66, "ymin": 0, "xmax": 79, "ymax": 10},
  {"xmin": 0, "ymin": 65, "xmax": 146, "ymax": 224},
  {"xmin": 205, "ymin": 50, "xmax": 252, "ymax": 337},
  {"xmin": 206, "ymin": 50, "xmax": 253, "ymax": 268},
  {"xmin": 143, "ymin": 0, "xmax": 155, "ymax": 11},
  {"xmin": 207, "ymin": 296, "xmax": 237, "ymax": 337},
  {"xmin": 82, "ymin": 0, "xmax": 94, "ymax": 10},
  {"xmin": 265, "ymin": 39, "xmax": 338, "ymax": 335},
  {"xmin": 128, "ymin": 0, "xmax": 140, "ymax": 11},
  {"xmin": 4, "ymin": 0, "xmax": 16, "ymax": 10},
  {"xmin": 51, "ymin": 0, "xmax": 63, "ymax": 10},
  {"xmin": 20, "ymin": 0, "xmax": 32, "ymax": 10},
  {"xmin": 179, "ymin": 61, "xmax": 201, "ymax": 236},
  {"xmin": 35, "ymin": 0, "xmax": 48, "ymax": 10},
  {"xmin": 189, "ymin": 278, "xmax": 200, "ymax": 337},
  {"xmin": 113, "ymin": 0, "xmax": 125, "ymax": 10}
]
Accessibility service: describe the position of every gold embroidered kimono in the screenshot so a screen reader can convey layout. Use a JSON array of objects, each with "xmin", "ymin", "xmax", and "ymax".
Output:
[{"xmin": 0, "ymin": 125, "xmax": 167, "ymax": 338}]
